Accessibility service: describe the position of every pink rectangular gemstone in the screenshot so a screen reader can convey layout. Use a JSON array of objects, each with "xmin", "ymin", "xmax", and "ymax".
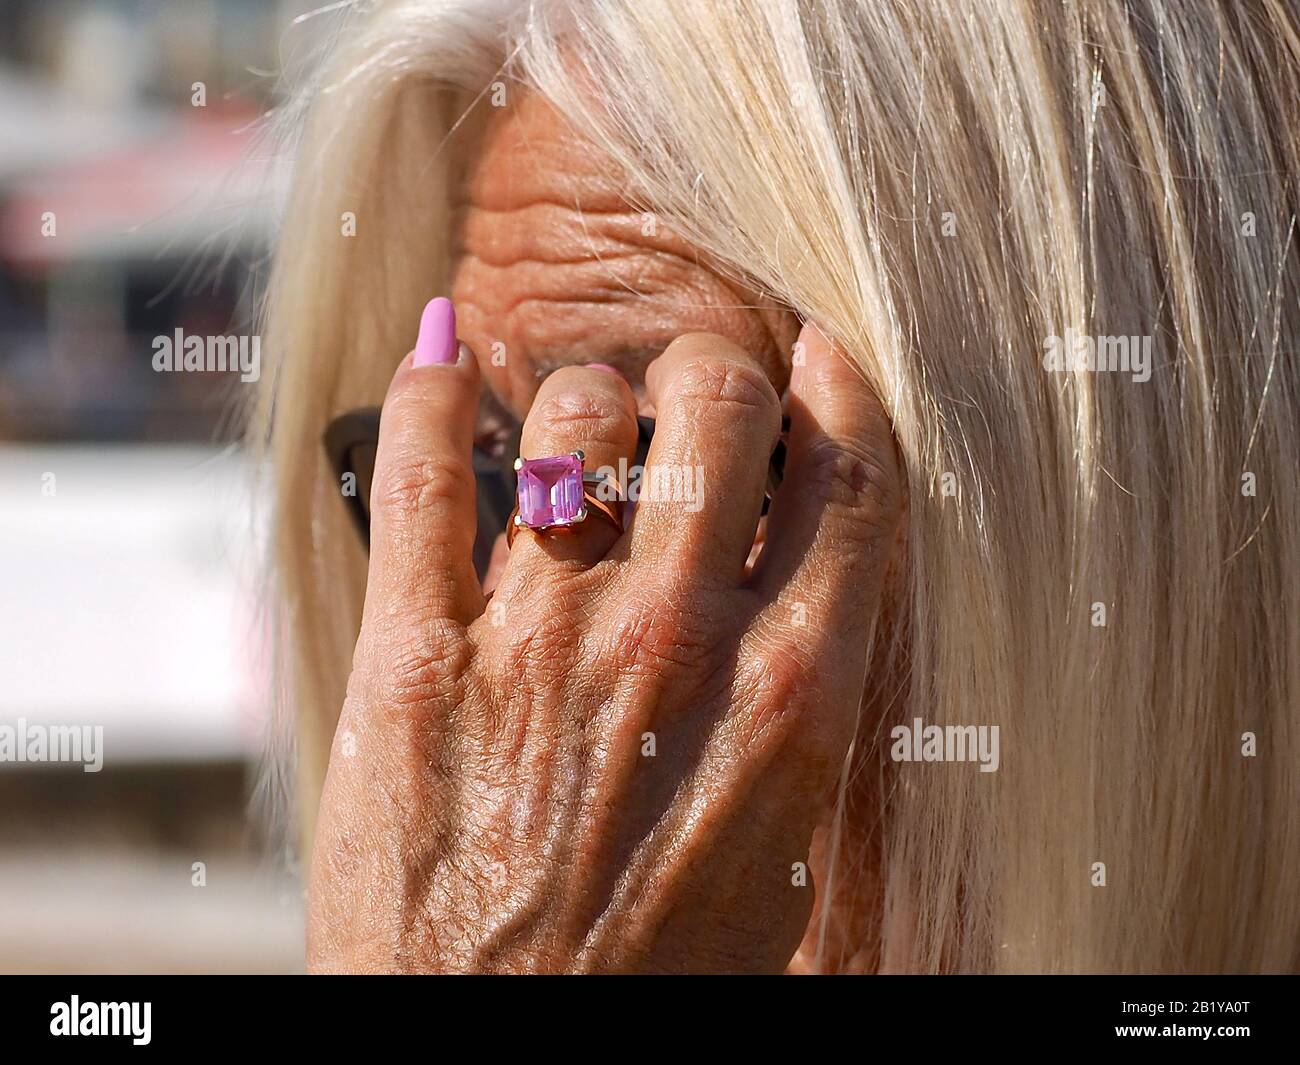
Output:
[{"xmin": 516, "ymin": 454, "xmax": 584, "ymax": 528}]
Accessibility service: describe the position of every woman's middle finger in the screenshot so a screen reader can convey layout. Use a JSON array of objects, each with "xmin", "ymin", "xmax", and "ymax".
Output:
[{"xmin": 631, "ymin": 333, "xmax": 783, "ymax": 587}]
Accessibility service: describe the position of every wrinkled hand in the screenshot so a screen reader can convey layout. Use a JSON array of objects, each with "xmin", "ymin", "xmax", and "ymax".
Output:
[{"xmin": 308, "ymin": 323, "xmax": 902, "ymax": 973}]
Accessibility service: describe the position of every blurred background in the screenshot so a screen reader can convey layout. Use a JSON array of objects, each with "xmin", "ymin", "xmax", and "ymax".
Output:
[{"xmin": 0, "ymin": 0, "xmax": 325, "ymax": 973}]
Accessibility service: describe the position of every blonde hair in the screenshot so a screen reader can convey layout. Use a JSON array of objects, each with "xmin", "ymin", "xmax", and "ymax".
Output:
[{"xmin": 253, "ymin": 0, "xmax": 1300, "ymax": 972}]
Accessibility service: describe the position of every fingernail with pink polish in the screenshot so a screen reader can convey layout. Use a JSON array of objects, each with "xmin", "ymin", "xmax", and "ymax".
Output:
[
  {"xmin": 414, "ymin": 297, "xmax": 457, "ymax": 366},
  {"xmin": 585, "ymin": 363, "xmax": 621, "ymax": 376}
]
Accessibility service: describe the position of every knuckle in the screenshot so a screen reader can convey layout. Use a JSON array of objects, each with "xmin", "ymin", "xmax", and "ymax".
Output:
[
  {"xmin": 375, "ymin": 455, "xmax": 474, "ymax": 522},
  {"xmin": 743, "ymin": 643, "xmax": 815, "ymax": 728},
  {"xmin": 733, "ymin": 647, "xmax": 838, "ymax": 785},
  {"xmin": 801, "ymin": 437, "xmax": 899, "ymax": 536},
  {"xmin": 498, "ymin": 608, "xmax": 581, "ymax": 691},
  {"xmin": 379, "ymin": 618, "xmax": 470, "ymax": 710},
  {"xmin": 601, "ymin": 592, "xmax": 719, "ymax": 676},
  {"xmin": 668, "ymin": 358, "xmax": 779, "ymax": 419},
  {"xmin": 530, "ymin": 390, "xmax": 636, "ymax": 449}
]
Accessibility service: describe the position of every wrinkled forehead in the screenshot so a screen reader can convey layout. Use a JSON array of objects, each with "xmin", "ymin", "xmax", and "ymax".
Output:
[
  {"xmin": 455, "ymin": 89, "xmax": 632, "ymax": 217},
  {"xmin": 447, "ymin": 91, "xmax": 797, "ymax": 418}
]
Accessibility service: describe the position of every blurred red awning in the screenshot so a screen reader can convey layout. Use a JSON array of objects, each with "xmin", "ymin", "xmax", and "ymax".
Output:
[{"xmin": 2, "ymin": 105, "xmax": 280, "ymax": 269}]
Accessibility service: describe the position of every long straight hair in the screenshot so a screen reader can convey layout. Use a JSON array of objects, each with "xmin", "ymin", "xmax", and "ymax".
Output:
[{"xmin": 252, "ymin": 0, "xmax": 1300, "ymax": 972}]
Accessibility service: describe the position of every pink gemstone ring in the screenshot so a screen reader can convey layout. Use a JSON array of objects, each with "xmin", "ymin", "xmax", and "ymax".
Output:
[{"xmin": 508, "ymin": 450, "xmax": 624, "ymax": 546}]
